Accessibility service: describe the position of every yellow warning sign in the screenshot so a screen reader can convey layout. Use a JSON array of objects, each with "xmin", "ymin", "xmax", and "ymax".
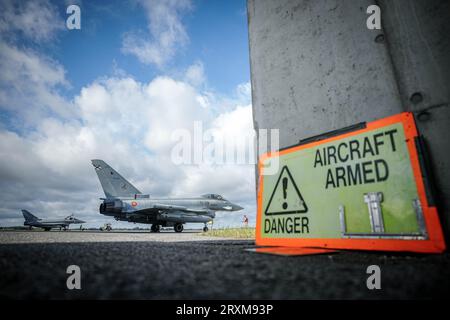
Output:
[{"xmin": 256, "ymin": 113, "xmax": 446, "ymax": 253}]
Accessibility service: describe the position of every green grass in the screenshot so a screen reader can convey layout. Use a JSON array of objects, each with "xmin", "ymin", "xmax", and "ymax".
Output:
[{"xmin": 201, "ymin": 227, "xmax": 255, "ymax": 239}]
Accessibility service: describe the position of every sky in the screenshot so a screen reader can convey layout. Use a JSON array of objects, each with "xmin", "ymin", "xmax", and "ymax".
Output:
[{"xmin": 0, "ymin": 0, "xmax": 255, "ymax": 229}]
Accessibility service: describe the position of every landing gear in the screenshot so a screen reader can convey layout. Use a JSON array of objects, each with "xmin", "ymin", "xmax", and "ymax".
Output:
[
  {"xmin": 151, "ymin": 224, "xmax": 161, "ymax": 233},
  {"xmin": 100, "ymin": 223, "xmax": 112, "ymax": 231},
  {"xmin": 203, "ymin": 226, "xmax": 209, "ymax": 232},
  {"xmin": 174, "ymin": 223, "xmax": 184, "ymax": 233},
  {"xmin": 44, "ymin": 228, "xmax": 51, "ymax": 231}
]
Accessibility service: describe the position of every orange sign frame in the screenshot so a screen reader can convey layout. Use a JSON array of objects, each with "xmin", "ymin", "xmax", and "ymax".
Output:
[{"xmin": 256, "ymin": 112, "xmax": 446, "ymax": 253}]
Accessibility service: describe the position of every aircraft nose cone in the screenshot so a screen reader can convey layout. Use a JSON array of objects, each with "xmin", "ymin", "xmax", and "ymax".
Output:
[
  {"xmin": 232, "ymin": 204, "xmax": 244, "ymax": 211},
  {"xmin": 222, "ymin": 202, "xmax": 243, "ymax": 211}
]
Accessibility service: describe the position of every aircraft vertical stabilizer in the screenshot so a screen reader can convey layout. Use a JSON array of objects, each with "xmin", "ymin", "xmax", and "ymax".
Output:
[
  {"xmin": 22, "ymin": 210, "xmax": 39, "ymax": 222},
  {"xmin": 91, "ymin": 159, "xmax": 141, "ymax": 198}
]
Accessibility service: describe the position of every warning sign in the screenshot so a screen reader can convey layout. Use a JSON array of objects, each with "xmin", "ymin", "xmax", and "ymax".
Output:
[
  {"xmin": 256, "ymin": 113, "xmax": 446, "ymax": 253},
  {"xmin": 265, "ymin": 166, "xmax": 308, "ymax": 215}
]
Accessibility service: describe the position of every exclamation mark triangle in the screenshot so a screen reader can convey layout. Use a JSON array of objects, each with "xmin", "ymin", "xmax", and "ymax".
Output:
[{"xmin": 265, "ymin": 165, "xmax": 308, "ymax": 215}]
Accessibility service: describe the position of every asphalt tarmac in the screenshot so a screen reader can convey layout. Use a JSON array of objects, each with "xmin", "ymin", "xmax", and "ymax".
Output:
[{"xmin": 0, "ymin": 231, "xmax": 449, "ymax": 299}]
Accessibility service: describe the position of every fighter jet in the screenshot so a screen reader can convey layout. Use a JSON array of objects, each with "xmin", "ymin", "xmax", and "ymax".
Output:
[
  {"xmin": 91, "ymin": 159, "xmax": 243, "ymax": 232},
  {"xmin": 22, "ymin": 210, "xmax": 85, "ymax": 231}
]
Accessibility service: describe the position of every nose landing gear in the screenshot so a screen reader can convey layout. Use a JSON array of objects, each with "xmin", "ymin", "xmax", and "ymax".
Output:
[
  {"xmin": 151, "ymin": 224, "xmax": 161, "ymax": 233},
  {"xmin": 174, "ymin": 223, "xmax": 184, "ymax": 233}
]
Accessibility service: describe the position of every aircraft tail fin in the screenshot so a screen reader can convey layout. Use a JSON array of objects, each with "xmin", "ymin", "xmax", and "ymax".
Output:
[
  {"xmin": 22, "ymin": 210, "xmax": 39, "ymax": 222},
  {"xmin": 91, "ymin": 159, "xmax": 142, "ymax": 198}
]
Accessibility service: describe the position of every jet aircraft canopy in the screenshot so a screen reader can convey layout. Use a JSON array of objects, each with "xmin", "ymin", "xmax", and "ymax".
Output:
[{"xmin": 201, "ymin": 194, "xmax": 226, "ymax": 201}]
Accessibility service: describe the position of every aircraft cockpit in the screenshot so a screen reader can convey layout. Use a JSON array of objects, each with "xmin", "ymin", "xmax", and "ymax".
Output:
[{"xmin": 201, "ymin": 194, "xmax": 226, "ymax": 201}]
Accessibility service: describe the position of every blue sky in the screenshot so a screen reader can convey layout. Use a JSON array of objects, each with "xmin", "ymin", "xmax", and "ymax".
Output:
[
  {"xmin": 0, "ymin": 0, "xmax": 256, "ymax": 229},
  {"xmin": 52, "ymin": 0, "xmax": 249, "ymax": 97}
]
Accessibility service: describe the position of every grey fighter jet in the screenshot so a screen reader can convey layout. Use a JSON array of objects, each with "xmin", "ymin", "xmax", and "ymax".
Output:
[
  {"xmin": 91, "ymin": 159, "xmax": 243, "ymax": 232},
  {"xmin": 22, "ymin": 210, "xmax": 85, "ymax": 231}
]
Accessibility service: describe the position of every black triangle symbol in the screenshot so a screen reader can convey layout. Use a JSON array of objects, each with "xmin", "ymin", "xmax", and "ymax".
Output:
[{"xmin": 264, "ymin": 165, "xmax": 308, "ymax": 215}]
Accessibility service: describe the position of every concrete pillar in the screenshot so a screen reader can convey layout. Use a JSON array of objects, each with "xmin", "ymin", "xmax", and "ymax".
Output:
[{"xmin": 248, "ymin": 0, "xmax": 450, "ymax": 238}]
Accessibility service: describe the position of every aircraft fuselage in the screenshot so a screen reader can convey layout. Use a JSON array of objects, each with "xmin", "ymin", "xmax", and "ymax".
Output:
[{"xmin": 99, "ymin": 196, "xmax": 242, "ymax": 226}]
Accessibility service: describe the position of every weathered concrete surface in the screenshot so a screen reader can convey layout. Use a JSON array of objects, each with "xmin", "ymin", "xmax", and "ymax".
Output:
[
  {"xmin": 248, "ymin": 0, "xmax": 450, "ymax": 237},
  {"xmin": 379, "ymin": 0, "xmax": 450, "ymax": 239},
  {"xmin": 248, "ymin": 0, "xmax": 402, "ymax": 145},
  {"xmin": 0, "ymin": 233, "xmax": 449, "ymax": 299}
]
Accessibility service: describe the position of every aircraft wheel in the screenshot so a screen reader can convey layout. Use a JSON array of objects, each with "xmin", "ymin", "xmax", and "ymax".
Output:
[
  {"xmin": 203, "ymin": 226, "xmax": 208, "ymax": 232},
  {"xmin": 174, "ymin": 223, "xmax": 184, "ymax": 233},
  {"xmin": 44, "ymin": 228, "xmax": 51, "ymax": 231},
  {"xmin": 151, "ymin": 224, "xmax": 160, "ymax": 233}
]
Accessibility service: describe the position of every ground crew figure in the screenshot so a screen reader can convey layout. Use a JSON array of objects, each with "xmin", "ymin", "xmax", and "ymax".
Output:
[{"xmin": 243, "ymin": 215, "xmax": 249, "ymax": 228}]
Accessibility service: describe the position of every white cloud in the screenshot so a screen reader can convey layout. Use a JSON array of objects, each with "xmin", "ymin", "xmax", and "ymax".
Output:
[
  {"xmin": 0, "ymin": 0, "xmax": 255, "ymax": 227},
  {"xmin": 184, "ymin": 61, "xmax": 206, "ymax": 87},
  {"xmin": 0, "ymin": 0, "xmax": 63, "ymax": 42},
  {"xmin": 0, "ymin": 41, "xmax": 73, "ymax": 127},
  {"xmin": 0, "ymin": 72, "xmax": 256, "ymax": 228},
  {"xmin": 0, "ymin": 0, "xmax": 69, "ymax": 124},
  {"xmin": 235, "ymin": 82, "xmax": 252, "ymax": 102},
  {"xmin": 121, "ymin": 0, "xmax": 192, "ymax": 67},
  {"xmin": 0, "ymin": 0, "xmax": 256, "ymax": 229},
  {"xmin": 212, "ymin": 104, "xmax": 253, "ymax": 138}
]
